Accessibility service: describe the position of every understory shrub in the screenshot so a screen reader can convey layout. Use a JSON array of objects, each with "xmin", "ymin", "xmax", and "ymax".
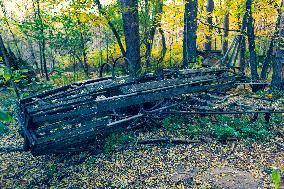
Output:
[
  {"xmin": 211, "ymin": 125, "xmax": 239, "ymax": 142},
  {"xmin": 185, "ymin": 124, "xmax": 201, "ymax": 139},
  {"xmin": 104, "ymin": 133, "xmax": 133, "ymax": 153},
  {"xmin": 162, "ymin": 116, "xmax": 183, "ymax": 132}
]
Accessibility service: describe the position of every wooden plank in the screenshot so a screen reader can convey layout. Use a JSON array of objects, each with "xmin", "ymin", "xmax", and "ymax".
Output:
[
  {"xmin": 22, "ymin": 68, "xmax": 227, "ymax": 106},
  {"xmin": 20, "ymin": 76, "xmax": 112, "ymax": 104},
  {"xmin": 120, "ymin": 75, "xmax": 217, "ymax": 94},
  {"xmin": 31, "ymin": 74, "xmax": 220, "ymax": 117},
  {"xmin": 33, "ymin": 76, "xmax": 236, "ymax": 124}
]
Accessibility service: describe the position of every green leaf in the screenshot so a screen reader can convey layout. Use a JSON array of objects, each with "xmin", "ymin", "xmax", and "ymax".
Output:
[
  {"xmin": 0, "ymin": 122, "xmax": 9, "ymax": 135},
  {"xmin": 0, "ymin": 110, "xmax": 11, "ymax": 122},
  {"xmin": 20, "ymin": 69, "xmax": 29, "ymax": 73},
  {"xmin": 272, "ymin": 168, "xmax": 281, "ymax": 189}
]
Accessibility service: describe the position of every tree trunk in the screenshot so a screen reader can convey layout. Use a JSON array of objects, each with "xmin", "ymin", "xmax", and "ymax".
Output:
[
  {"xmin": 145, "ymin": 0, "xmax": 164, "ymax": 70},
  {"xmin": 158, "ymin": 28, "xmax": 167, "ymax": 64},
  {"xmin": 0, "ymin": 2, "xmax": 22, "ymax": 60},
  {"xmin": 183, "ymin": 0, "xmax": 198, "ymax": 68},
  {"xmin": 94, "ymin": 0, "xmax": 126, "ymax": 58},
  {"xmin": 79, "ymin": 27, "xmax": 89, "ymax": 77},
  {"xmin": 222, "ymin": 13, "xmax": 229, "ymax": 55},
  {"xmin": 38, "ymin": 42, "xmax": 44, "ymax": 76},
  {"xmin": 0, "ymin": 34, "xmax": 20, "ymax": 98},
  {"xmin": 239, "ymin": 14, "xmax": 248, "ymax": 73},
  {"xmin": 42, "ymin": 37, "xmax": 49, "ymax": 81},
  {"xmin": 36, "ymin": 0, "xmax": 49, "ymax": 81},
  {"xmin": 272, "ymin": 1, "xmax": 284, "ymax": 89},
  {"xmin": 261, "ymin": 0, "xmax": 283, "ymax": 80},
  {"xmin": 204, "ymin": 0, "xmax": 214, "ymax": 51},
  {"xmin": 28, "ymin": 43, "xmax": 39, "ymax": 72},
  {"xmin": 246, "ymin": 0, "xmax": 259, "ymax": 82},
  {"xmin": 121, "ymin": 0, "xmax": 141, "ymax": 77}
]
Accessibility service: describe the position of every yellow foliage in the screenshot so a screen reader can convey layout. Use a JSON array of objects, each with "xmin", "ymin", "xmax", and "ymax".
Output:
[{"xmin": 78, "ymin": 13, "xmax": 89, "ymax": 23}]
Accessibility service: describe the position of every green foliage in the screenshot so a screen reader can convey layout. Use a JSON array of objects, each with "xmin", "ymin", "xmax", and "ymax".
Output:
[
  {"xmin": 162, "ymin": 116, "xmax": 183, "ymax": 132},
  {"xmin": 185, "ymin": 124, "xmax": 201, "ymax": 139},
  {"xmin": 211, "ymin": 125, "xmax": 239, "ymax": 142},
  {"xmin": 0, "ymin": 109, "xmax": 11, "ymax": 122},
  {"xmin": 51, "ymin": 69, "xmax": 88, "ymax": 87},
  {"xmin": 198, "ymin": 117, "xmax": 211, "ymax": 127},
  {"xmin": 190, "ymin": 56, "xmax": 203, "ymax": 69},
  {"xmin": 271, "ymin": 167, "xmax": 282, "ymax": 189},
  {"xmin": 161, "ymin": 115, "xmax": 274, "ymax": 142},
  {"xmin": 0, "ymin": 67, "xmax": 11, "ymax": 82},
  {"xmin": 0, "ymin": 109, "xmax": 12, "ymax": 136},
  {"xmin": 104, "ymin": 133, "xmax": 133, "ymax": 153},
  {"xmin": 271, "ymin": 113, "xmax": 283, "ymax": 125},
  {"xmin": 0, "ymin": 65, "xmax": 32, "ymax": 87}
]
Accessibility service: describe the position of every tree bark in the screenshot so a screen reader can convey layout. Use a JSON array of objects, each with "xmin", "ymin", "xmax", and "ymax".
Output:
[
  {"xmin": 158, "ymin": 28, "xmax": 167, "ymax": 64},
  {"xmin": 38, "ymin": 42, "xmax": 44, "ymax": 76},
  {"xmin": 79, "ymin": 25, "xmax": 89, "ymax": 77},
  {"xmin": 94, "ymin": 0, "xmax": 126, "ymax": 58},
  {"xmin": 222, "ymin": 13, "xmax": 229, "ymax": 56},
  {"xmin": 272, "ymin": 1, "xmax": 284, "ymax": 89},
  {"xmin": 239, "ymin": 14, "xmax": 248, "ymax": 73},
  {"xmin": 261, "ymin": 0, "xmax": 283, "ymax": 80},
  {"xmin": 0, "ymin": 34, "xmax": 20, "ymax": 98},
  {"xmin": 121, "ymin": 0, "xmax": 141, "ymax": 77},
  {"xmin": 204, "ymin": 0, "xmax": 214, "ymax": 51},
  {"xmin": 28, "ymin": 43, "xmax": 39, "ymax": 72},
  {"xmin": 36, "ymin": 0, "xmax": 49, "ymax": 81},
  {"xmin": 0, "ymin": 2, "xmax": 22, "ymax": 60},
  {"xmin": 246, "ymin": 0, "xmax": 259, "ymax": 82},
  {"xmin": 183, "ymin": 0, "xmax": 198, "ymax": 68},
  {"xmin": 145, "ymin": 0, "xmax": 164, "ymax": 70}
]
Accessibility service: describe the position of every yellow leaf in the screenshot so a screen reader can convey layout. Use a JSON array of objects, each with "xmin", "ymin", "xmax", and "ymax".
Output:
[
  {"xmin": 266, "ymin": 93, "xmax": 273, "ymax": 99},
  {"xmin": 96, "ymin": 181, "xmax": 104, "ymax": 187},
  {"xmin": 79, "ymin": 13, "xmax": 89, "ymax": 23}
]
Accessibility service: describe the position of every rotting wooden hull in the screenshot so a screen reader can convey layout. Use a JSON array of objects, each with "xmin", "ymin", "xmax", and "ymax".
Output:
[{"xmin": 18, "ymin": 68, "xmax": 241, "ymax": 155}]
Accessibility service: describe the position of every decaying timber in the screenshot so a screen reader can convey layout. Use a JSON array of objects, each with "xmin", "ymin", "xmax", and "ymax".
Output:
[{"xmin": 18, "ymin": 68, "xmax": 241, "ymax": 155}]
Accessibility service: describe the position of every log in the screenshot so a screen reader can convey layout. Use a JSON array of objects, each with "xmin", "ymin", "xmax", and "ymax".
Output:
[{"xmin": 137, "ymin": 138, "xmax": 201, "ymax": 145}]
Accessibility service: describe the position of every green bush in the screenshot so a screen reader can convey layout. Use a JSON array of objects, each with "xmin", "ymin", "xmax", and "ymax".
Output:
[
  {"xmin": 103, "ymin": 133, "xmax": 133, "ymax": 153},
  {"xmin": 185, "ymin": 124, "xmax": 201, "ymax": 138},
  {"xmin": 162, "ymin": 116, "xmax": 183, "ymax": 132},
  {"xmin": 0, "ymin": 110, "xmax": 12, "ymax": 136},
  {"xmin": 271, "ymin": 167, "xmax": 282, "ymax": 189},
  {"xmin": 212, "ymin": 125, "xmax": 239, "ymax": 142}
]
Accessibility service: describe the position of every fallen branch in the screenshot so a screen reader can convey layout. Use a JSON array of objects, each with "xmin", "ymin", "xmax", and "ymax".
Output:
[
  {"xmin": 0, "ymin": 146, "xmax": 24, "ymax": 153},
  {"xmin": 276, "ymin": 142, "xmax": 284, "ymax": 150},
  {"xmin": 137, "ymin": 138, "xmax": 201, "ymax": 145},
  {"xmin": 161, "ymin": 110, "xmax": 284, "ymax": 115}
]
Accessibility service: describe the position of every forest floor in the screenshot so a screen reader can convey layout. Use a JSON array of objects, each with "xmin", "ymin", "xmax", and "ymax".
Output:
[{"xmin": 0, "ymin": 87, "xmax": 283, "ymax": 189}]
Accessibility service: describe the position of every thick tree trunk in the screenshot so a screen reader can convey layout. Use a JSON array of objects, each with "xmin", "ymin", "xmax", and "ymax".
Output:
[
  {"xmin": 121, "ymin": 0, "xmax": 141, "ymax": 77},
  {"xmin": 261, "ymin": 0, "xmax": 283, "ymax": 80},
  {"xmin": 0, "ymin": 34, "xmax": 20, "ymax": 98},
  {"xmin": 246, "ymin": 0, "xmax": 259, "ymax": 82},
  {"xmin": 183, "ymin": 0, "xmax": 198, "ymax": 68},
  {"xmin": 0, "ymin": 2, "xmax": 22, "ymax": 60},
  {"xmin": 145, "ymin": 0, "xmax": 164, "ymax": 70},
  {"xmin": 95, "ymin": 0, "xmax": 126, "ymax": 58},
  {"xmin": 272, "ymin": 1, "xmax": 284, "ymax": 89},
  {"xmin": 222, "ymin": 13, "xmax": 229, "ymax": 55},
  {"xmin": 204, "ymin": 0, "xmax": 214, "ymax": 51}
]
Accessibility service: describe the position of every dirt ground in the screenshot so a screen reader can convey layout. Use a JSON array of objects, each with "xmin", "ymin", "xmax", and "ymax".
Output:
[{"xmin": 0, "ymin": 131, "xmax": 284, "ymax": 188}]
